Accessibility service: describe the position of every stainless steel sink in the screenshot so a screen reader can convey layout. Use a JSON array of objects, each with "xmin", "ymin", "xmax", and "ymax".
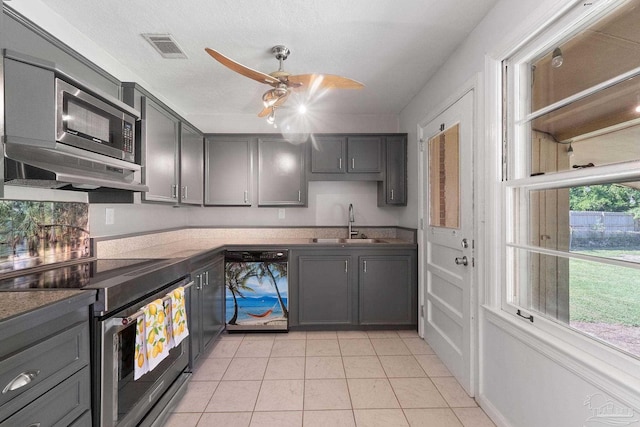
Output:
[{"xmin": 309, "ymin": 238, "xmax": 385, "ymax": 244}]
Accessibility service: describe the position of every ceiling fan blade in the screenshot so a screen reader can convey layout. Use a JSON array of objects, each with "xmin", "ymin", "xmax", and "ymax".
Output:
[
  {"xmin": 205, "ymin": 48, "xmax": 280, "ymax": 86},
  {"xmin": 288, "ymin": 74, "xmax": 364, "ymax": 90}
]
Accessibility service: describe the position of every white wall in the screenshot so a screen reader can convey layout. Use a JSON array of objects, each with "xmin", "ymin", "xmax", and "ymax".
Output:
[
  {"xmin": 89, "ymin": 181, "xmax": 400, "ymax": 237},
  {"xmin": 399, "ymin": 0, "xmax": 640, "ymax": 426},
  {"xmin": 187, "ymin": 181, "xmax": 399, "ymax": 228},
  {"xmin": 398, "ymin": 0, "xmax": 549, "ymax": 229},
  {"xmin": 89, "ymin": 202, "xmax": 188, "ymax": 238}
]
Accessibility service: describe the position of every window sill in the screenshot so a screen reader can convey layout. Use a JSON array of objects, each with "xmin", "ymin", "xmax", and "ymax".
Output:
[{"xmin": 481, "ymin": 305, "xmax": 640, "ymax": 409}]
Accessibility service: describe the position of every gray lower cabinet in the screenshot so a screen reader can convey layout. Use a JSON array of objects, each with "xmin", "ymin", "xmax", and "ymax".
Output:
[
  {"xmin": 0, "ymin": 292, "xmax": 94, "ymax": 426},
  {"xmin": 189, "ymin": 254, "xmax": 225, "ymax": 366},
  {"xmin": 297, "ymin": 254, "xmax": 355, "ymax": 326},
  {"xmin": 179, "ymin": 123, "xmax": 204, "ymax": 205},
  {"xmin": 378, "ymin": 135, "xmax": 407, "ymax": 206},
  {"xmin": 0, "ymin": 367, "xmax": 91, "ymax": 427},
  {"xmin": 359, "ymin": 255, "xmax": 416, "ymax": 325},
  {"xmin": 291, "ymin": 248, "xmax": 417, "ymax": 328},
  {"xmin": 205, "ymin": 136, "xmax": 253, "ymax": 206},
  {"xmin": 258, "ymin": 137, "xmax": 306, "ymax": 206}
]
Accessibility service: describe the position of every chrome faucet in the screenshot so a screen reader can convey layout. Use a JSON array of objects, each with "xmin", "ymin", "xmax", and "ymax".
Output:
[{"xmin": 348, "ymin": 203, "xmax": 358, "ymax": 239}]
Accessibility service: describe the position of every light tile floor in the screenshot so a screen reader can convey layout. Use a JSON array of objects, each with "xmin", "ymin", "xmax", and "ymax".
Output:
[{"xmin": 165, "ymin": 330, "xmax": 496, "ymax": 427}]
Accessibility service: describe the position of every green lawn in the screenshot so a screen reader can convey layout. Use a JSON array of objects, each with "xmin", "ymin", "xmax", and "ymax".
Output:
[{"xmin": 570, "ymin": 250, "xmax": 640, "ymax": 326}]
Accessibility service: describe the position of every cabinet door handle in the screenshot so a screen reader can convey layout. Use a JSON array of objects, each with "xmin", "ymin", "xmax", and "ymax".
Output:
[
  {"xmin": 28, "ymin": 424, "xmax": 41, "ymax": 427},
  {"xmin": 244, "ymin": 190, "xmax": 248, "ymax": 203},
  {"xmin": 183, "ymin": 186, "xmax": 188, "ymax": 200},
  {"xmin": 298, "ymin": 190, "xmax": 301, "ymax": 202},
  {"xmin": 345, "ymin": 259, "xmax": 348, "ymax": 273},
  {"xmin": 205, "ymin": 271, "xmax": 209, "ymax": 286},
  {"xmin": 195, "ymin": 275, "xmax": 201, "ymax": 290},
  {"xmin": 338, "ymin": 158, "xmax": 342, "ymax": 170},
  {"xmin": 363, "ymin": 260, "xmax": 367, "ymax": 273},
  {"xmin": 351, "ymin": 158, "xmax": 355, "ymax": 169},
  {"xmin": 171, "ymin": 184, "xmax": 177, "ymax": 199},
  {"xmin": 390, "ymin": 189, "xmax": 394, "ymax": 200},
  {"xmin": 2, "ymin": 370, "xmax": 40, "ymax": 394}
]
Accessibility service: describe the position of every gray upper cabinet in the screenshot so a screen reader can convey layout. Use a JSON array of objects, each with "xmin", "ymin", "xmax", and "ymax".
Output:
[
  {"xmin": 347, "ymin": 136, "xmax": 383, "ymax": 173},
  {"xmin": 205, "ymin": 136, "xmax": 253, "ymax": 206},
  {"xmin": 141, "ymin": 97, "xmax": 180, "ymax": 203},
  {"xmin": 311, "ymin": 136, "xmax": 346, "ymax": 173},
  {"xmin": 123, "ymin": 83, "xmax": 204, "ymax": 205},
  {"xmin": 180, "ymin": 123, "xmax": 204, "ymax": 205},
  {"xmin": 378, "ymin": 135, "xmax": 407, "ymax": 206},
  {"xmin": 3, "ymin": 57, "xmax": 55, "ymax": 145},
  {"xmin": 3, "ymin": 9, "xmax": 120, "ymax": 98},
  {"xmin": 309, "ymin": 135, "xmax": 388, "ymax": 181},
  {"xmin": 258, "ymin": 138, "xmax": 306, "ymax": 206}
]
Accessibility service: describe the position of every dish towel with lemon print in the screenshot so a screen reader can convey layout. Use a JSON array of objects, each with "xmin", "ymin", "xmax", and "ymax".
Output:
[
  {"xmin": 168, "ymin": 287, "xmax": 189, "ymax": 345},
  {"xmin": 134, "ymin": 299, "xmax": 170, "ymax": 380}
]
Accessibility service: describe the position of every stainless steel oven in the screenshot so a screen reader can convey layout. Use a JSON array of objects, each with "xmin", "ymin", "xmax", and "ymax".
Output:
[
  {"xmin": 0, "ymin": 257, "xmax": 193, "ymax": 426},
  {"xmin": 94, "ymin": 275, "xmax": 192, "ymax": 427}
]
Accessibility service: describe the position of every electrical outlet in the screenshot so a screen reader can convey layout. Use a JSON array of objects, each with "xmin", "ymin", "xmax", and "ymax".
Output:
[{"xmin": 105, "ymin": 208, "xmax": 115, "ymax": 225}]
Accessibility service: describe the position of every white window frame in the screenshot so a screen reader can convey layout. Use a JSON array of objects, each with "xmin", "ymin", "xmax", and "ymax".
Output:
[{"xmin": 497, "ymin": 0, "xmax": 640, "ymax": 404}]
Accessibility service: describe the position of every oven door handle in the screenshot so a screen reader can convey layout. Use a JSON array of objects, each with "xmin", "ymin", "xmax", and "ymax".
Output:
[{"xmin": 116, "ymin": 280, "xmax": 193, "ymax": 326}]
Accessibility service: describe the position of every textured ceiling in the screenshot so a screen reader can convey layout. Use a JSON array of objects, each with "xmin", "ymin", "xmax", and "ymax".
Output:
[{"xmin": 13, "ymin": 0, "xmax": 497, "ymax": 122}]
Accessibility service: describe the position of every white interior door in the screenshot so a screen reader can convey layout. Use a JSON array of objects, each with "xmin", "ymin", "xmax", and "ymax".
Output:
[{"xmin": 420, "ymin": 90, "xmax": 474, "ymax": 395}]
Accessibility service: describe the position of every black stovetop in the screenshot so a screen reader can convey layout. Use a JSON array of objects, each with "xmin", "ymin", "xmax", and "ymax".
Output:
[{"xmin": 0, "ymin": 258, "xmax": 165, "ymax": 290}]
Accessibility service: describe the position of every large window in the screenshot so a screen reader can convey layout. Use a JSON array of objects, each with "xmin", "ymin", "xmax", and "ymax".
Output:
[{"xmin": 504, "ymin": 0, "xmax": 640, "ymax": 359}]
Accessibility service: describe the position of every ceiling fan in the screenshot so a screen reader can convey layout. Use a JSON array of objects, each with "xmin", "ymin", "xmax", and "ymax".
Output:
[{"xmin": 204, "ymin": 45, "xmax": 364, "ymax": 123}]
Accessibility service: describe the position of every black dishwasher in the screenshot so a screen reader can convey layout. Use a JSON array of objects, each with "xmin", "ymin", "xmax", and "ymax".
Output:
[{"xmin": 225, "ymin": 250, "xmax": 288, "ymax": 332}]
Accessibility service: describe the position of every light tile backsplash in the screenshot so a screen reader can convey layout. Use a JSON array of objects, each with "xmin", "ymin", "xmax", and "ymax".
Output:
[{"xmin": 94, "ymin": 227, "xmax": 411, "ymax": 258}]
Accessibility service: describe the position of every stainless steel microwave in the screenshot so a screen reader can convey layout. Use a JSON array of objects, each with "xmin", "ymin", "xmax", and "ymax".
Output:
[{"xmin": 56, "ymin": 78, "xmax": 136, "ymax": 163}]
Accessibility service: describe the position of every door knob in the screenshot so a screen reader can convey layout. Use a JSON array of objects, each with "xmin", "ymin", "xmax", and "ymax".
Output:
[{"xmin": 454, "ymin": 256, "xmax": 468, "ymax": 266}]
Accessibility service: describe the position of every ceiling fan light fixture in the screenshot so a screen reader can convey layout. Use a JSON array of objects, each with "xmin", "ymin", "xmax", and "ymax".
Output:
[
  {"xmin": 262, "ymin": 85, "xmax": 289, "ymax": 107},
  {"xmin": 266, "ymin": 109, "xmax": 276, "ymax": 124},
  {"xmin": 262, "ymin": 90, "xmax": 278, "ymax": 107}
]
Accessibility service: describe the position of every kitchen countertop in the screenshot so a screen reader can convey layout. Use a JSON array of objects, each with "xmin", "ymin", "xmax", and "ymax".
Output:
[
  {"xmin": 99, "ymin": 237, "xmax": 416, "ymax": 260},
  {"xmin": 0, "ymin": 228, "xmax": 416, "ymax": 324},
  {"xmin": 0, "ymin": 289, "xmax": 93, "ymax": 323}
]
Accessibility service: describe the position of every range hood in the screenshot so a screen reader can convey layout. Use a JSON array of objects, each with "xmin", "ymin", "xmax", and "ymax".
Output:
[{"xmin": 4, "ymin": 140, "xmax": 149, "ymax": 192}]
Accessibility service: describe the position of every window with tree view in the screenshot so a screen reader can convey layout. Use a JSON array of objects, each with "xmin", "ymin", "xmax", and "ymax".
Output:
[{"xmin": 504, "ymin": 0, "xmax": 640, "ymax": 358}]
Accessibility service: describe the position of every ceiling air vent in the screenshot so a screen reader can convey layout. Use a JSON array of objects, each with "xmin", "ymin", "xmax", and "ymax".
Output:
[{"xmin": 142, "ymin": 34, "xmax": 188, "ymax": 59}]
